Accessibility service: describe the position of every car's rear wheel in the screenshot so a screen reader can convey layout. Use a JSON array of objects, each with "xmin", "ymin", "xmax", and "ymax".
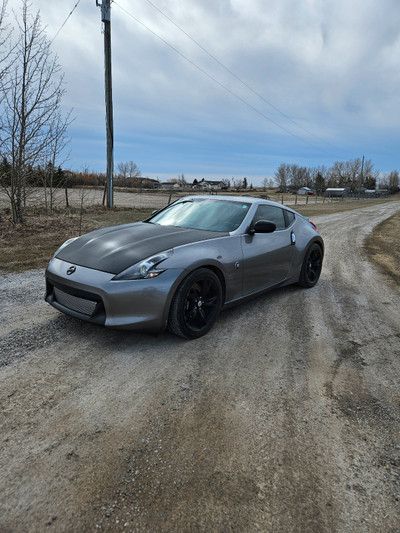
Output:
[
  {"xmin": 298, "ymin": 243, "xmax": 323, "ymax": 288},
  {"xmin": 168, "ymin": 268, "xmax": 223, "ymax": 339}
]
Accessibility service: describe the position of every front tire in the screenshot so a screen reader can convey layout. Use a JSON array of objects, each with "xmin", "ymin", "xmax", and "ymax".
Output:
[
  {"xmin": 168, "ymin": 268, "xmax": 223, "ymax": 339},
  {"xmin": 298, "ymin": 243, "xmax": 323, "ymax": 288}
]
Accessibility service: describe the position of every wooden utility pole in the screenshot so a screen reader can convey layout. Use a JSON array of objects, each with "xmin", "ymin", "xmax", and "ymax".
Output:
[
  {"xmin": 97, "ymin": 0, "xmax": 114, "ymax": 208},
  {"xmin": 359, "ymin": 155, "xmax": 364, "ymax": 199}
]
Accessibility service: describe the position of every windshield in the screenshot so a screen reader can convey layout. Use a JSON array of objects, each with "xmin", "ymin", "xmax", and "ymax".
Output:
[{"xmin": 149, "ymin": 199, "xmax": 251, "ymax": 232}]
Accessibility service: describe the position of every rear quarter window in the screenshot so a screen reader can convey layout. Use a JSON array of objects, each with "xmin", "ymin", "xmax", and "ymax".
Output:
[{"xmin": 284, "ymin": 210, "xmax": 295, "ymax": 227}]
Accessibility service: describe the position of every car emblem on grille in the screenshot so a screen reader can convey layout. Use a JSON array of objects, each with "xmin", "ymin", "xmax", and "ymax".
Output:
[{"xmin": 67, "ymin": 265, "xmax": 76, "ymax": 275}]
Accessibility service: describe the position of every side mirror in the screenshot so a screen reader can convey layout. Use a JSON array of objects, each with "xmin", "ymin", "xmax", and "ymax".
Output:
[{"xmin": 249, "ymin": 220, "xmax": 276, "ymax": 234}]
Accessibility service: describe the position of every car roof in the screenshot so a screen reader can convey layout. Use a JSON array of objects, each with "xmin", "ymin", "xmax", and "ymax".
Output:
[
  {"xmin": 181, "ymin": 194, "xmax": 261, "ymax": 204},
  {"xmin": 179, "ymin": 194, "xmax": 297, "ymax": 212}
]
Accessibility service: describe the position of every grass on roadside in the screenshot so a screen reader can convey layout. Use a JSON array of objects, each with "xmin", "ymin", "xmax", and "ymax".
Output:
[
  {"xmin": 0, "ymin": 206, "xmax": 154, "ymax": 273},
  {"xmin": 365, "ymin": 211, "xmax": 400, "ymax": 287}
]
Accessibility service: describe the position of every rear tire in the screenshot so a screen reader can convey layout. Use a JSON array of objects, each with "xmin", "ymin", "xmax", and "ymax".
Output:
[
  {"xmin": 298, "ymin": 243, "xmax": 323, "ymax": 288},
  {"xmin": 168, "ymin": 268, "xmax": 223, "ymax": 339}
]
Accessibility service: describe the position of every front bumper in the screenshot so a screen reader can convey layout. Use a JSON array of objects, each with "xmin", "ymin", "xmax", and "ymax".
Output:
[{"xmin": 45, "ymin": 257, "xmax": 185, "ymax": 331}]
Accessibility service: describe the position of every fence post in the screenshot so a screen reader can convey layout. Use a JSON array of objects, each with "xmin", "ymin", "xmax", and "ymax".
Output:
[
  {"xmin": 281, "ymin": 195, "xmax": 284, "ymax": 205},
  {"xmin": 306, "ymin": 195, "xmax": 309, "ymax": 205},
  {"xmin": 295, "ymin": 195, "xmax": 297, "ymax": 205}
]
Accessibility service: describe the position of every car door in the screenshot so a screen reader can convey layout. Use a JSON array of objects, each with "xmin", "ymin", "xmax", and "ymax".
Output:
[{"xmin": 241, "ymin": 205, "xmax": 294, "ymax": 296}]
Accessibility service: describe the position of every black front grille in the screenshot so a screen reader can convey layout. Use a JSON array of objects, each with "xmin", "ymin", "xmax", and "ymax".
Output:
[
  {"xmin": 54, "ymin": 287, "xmax": 97, "ymax": 316},
  {"xmin": 46, "ymin": 279, "xmax": 106, "ymax": 324}
]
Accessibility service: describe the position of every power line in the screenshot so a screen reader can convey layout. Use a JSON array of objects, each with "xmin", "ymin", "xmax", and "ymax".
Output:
[
  {"xmin": 113, "ymin": 1, "xmax": 331, "ymax": 153},
  {"xmin": 141, "ymin": 0, "xmax": 334, "ymax": 149},
  {"xmin": 50, "ymin": 0, "xmax": 82, "ymax": 44}
]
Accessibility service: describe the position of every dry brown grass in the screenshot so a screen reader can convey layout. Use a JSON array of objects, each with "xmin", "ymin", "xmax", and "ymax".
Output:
[
  {"xmin": 0, "ymin": 207, "xmax": 153, "ymax": 273},
  {"xmin": 365, "ymin": 211, "xmax": 400, "ymax": 287}
]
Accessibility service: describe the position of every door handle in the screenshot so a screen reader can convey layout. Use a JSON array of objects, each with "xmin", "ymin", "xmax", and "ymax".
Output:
[{"xmin": 291, "ymin": 232, "xmax": 296, "ymax": 245}]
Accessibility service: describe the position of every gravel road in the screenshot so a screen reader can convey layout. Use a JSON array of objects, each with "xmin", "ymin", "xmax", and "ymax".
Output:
[{"xmin": 1, "ymin": 202, "xmax": 399, "ymax": 532}]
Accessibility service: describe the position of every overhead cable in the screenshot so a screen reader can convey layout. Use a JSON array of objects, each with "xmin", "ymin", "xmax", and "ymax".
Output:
[
  {"xmin": 50, "ymin": 0, "xmax": 82, "ymax": 44},
  {"xmin": 142, "ymin": 0, "xmax": 334, "ymax": 149},
  {"xmin": 113, "ymin": 1, "xmax": 331, "ymax": 153}
]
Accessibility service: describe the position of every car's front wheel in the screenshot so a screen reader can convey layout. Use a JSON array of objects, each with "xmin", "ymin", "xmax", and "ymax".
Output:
[
  {"xmin": 168, "ymin": 268, "xmax": 223, "ymax": 339},
  {"xmin": 298, "ymin": 243, "xmax": 323, "ymax": 288}
]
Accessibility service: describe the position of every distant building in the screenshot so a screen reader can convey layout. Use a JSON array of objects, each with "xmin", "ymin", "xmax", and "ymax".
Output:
[
  {"xmin": 192, "ymin": 179, "xmax": 226, "ymax": 191},
  {"xmin": 376, "ymin": 189, "xmax": 389, "ymax": 197},
  {"xmin": 324, "ymin": 187, "xmax": 350, "ymax": 197},
  {"xmin": 297, "ymin": 186, "xmax": 314, "ymax": 195},
  {"xmin": 160, "ymin": 182, "xmax": 180, "ymax": 190}
]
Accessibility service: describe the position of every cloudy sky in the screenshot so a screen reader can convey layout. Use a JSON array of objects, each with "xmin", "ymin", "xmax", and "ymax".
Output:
[{"xmin": 6, "ymin": 0, "xmax": 400, "ymax": 183}]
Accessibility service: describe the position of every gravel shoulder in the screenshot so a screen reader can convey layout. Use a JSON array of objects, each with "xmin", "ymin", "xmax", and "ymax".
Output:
[{"xmin": 1, "ymin": 202, "xmax": 399, "ymax": 532}]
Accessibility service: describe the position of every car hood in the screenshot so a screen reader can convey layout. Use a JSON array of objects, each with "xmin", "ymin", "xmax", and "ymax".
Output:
[{"xmin": 56, "ymin": 222, "xmax": 228, "ymax": 275}]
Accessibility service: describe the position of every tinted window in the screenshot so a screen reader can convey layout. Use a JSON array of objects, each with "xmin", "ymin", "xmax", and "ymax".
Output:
[
  {"xmin": 284, "ymin": 210, "xmax": 295, "ymax": 227},
  {"xmin": 252, "ymin": 205, "xmax": 286, "ymax": 230},
  {"xmin": 149, "ymin": 199, "xmax": 251, "ymax": 232}
]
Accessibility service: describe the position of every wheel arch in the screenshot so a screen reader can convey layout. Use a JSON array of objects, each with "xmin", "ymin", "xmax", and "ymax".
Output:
[
  {"xmin": 167, "ymin": 265, "xmax": 225, "ymax": 338},
  {"xmin": 199, "ymin": 264, "xmax": 226, "ymax": 304},
  {"xmin": 173, "ymin": 263, "xmax": 227, "ymax": 305},
  {"xmin": 298, "ymin": 239, "xmax": 324, "ymax": 288},
  {"xmin": 311, "ymin": 237, "xmax": 324, "ymax": 256},
  {"xmin": 163, "ymin": 263, "xmax": 227, "ymax": 330}
]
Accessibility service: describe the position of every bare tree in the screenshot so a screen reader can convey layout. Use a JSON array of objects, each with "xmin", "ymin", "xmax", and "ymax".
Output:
[
  {"xmin": 0, "ymin": 0, "xmax": 70, "ymax": 223},
  {"xmin": 41, "ymin": 109, "xmax": 72, "ymax": 212},
  {"xmin": 232, "ymin": 177, "xmax": 243, "ymax": 190},
  {"xmin": 362, "ymin": 159, "xmax": 379, "ymax": 189},
  {"xmin": 344, "ymin": 158, "xmax": 361, "ymax": 190},
  {"xmin": 274, "ymin": 163, "xmax": 290, "ymax": 191},
  {"xmin": 127, "ymin": 160, "xmax": 140, "ymax": 178},
  {"xmin": 309, "ymin": 166, "xmax": 327, "ymax": 194},
  {"xmin": 0, "ymin": 0, "xmax": 13, "ymax": 90},
  {"xmin": 387, "ymin": 170, "xmax": 399, "ymax": 191},
  {"xmin": 177, "ymin": 173, "xmax": 186, "ymax": 186},
  {"xmin": 117, "ymin": 160, "xmax": 141, "ymax": 179},
  {"xmin": 117, "ymin": 161, "xmax": 128, "ymax": 178},
  {"xmin": 379, "ymin": 170, "xmax": 399, "ymax": 192},
  {"xmin": 286, "ymin": 165, "xmax": 309, "ymax": 190},
  {"xmin": 261, "ymin": 177, "xmax": 268, "ymax": 191},
  {"xmin": 326, "ymin": 161, "xmax": 346, "ymax": 188}
]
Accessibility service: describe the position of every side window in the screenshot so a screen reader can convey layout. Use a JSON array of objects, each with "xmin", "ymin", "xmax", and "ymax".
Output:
[
  {"xmin": 284, "ymin": 210, "xmax": 295, "ymax": 227},
  {"xmin": 252, "ymin": 205, "xmax": 286, "ymax": 230}
]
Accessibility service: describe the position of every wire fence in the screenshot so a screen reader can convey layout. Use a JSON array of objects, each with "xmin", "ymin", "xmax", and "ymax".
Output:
[{"xmin": 0, "ymin": 186, "xmax": 394, "ymax": 214}]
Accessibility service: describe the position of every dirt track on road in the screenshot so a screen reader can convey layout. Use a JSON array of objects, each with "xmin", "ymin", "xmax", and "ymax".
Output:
[{"xmin": 1, "ymin": 202, "xmax": 400, "ymax": 532}]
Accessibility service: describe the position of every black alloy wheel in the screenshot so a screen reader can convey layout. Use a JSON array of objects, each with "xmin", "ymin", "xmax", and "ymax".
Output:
[
  {"xmin": 168, "ymin": 268, "xmax": 223, "ymax": 339},
  {"xmin": 298, "ymin": 243, "xmax": 323, "ymax": 288}
]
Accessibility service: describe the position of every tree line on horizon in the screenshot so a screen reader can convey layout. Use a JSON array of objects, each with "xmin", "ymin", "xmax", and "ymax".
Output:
[{"xmin": 273, "ymin": 159, "xmax": 399, "ymax": 194}]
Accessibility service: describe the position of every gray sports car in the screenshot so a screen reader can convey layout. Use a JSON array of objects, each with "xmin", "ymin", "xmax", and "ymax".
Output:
[{"xmin": 45, "ymin": 195, "xmax": 324, "ymax": 338}]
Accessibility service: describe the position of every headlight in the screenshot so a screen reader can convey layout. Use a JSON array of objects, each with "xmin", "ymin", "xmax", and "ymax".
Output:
[
  {"xmin": 54, "ymin": 237, "xmax": 78, "ymax": 257},
  {"xmin": 112, "ymin": 249, "xmax": 174, "ymax": 281}
]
